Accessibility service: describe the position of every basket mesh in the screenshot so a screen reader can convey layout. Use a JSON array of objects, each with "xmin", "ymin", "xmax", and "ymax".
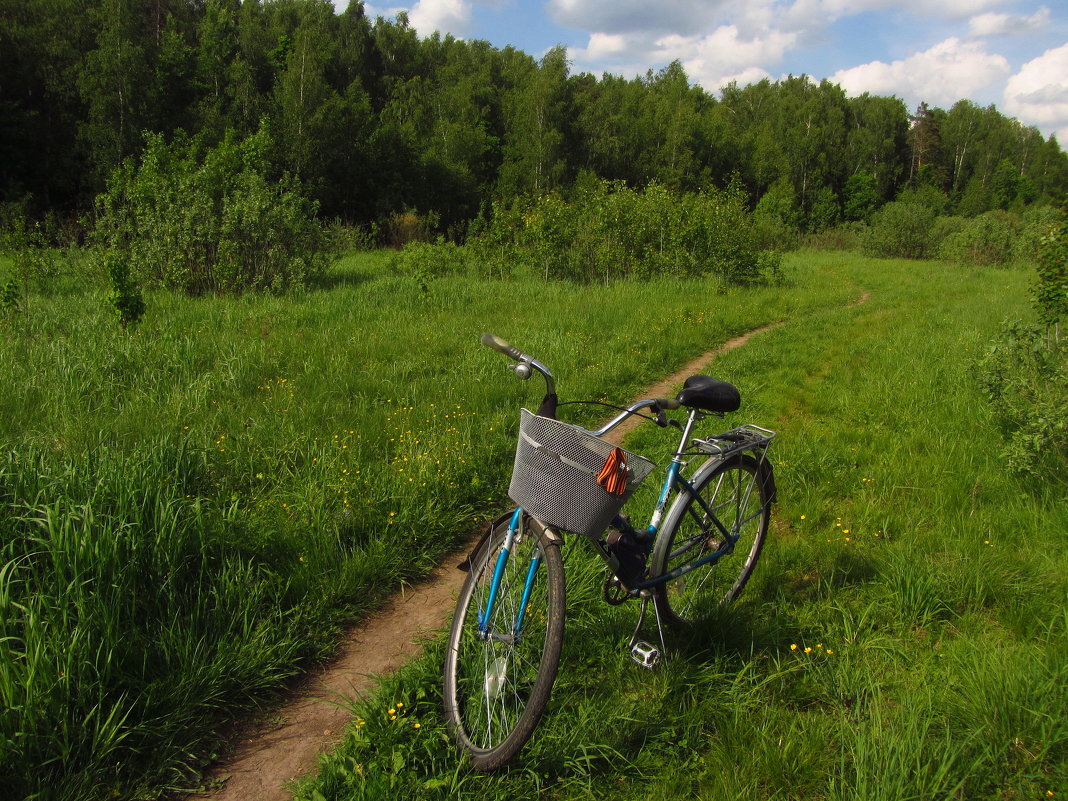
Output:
[{"xmin": 508, "ymin": 409, "xmax": 655, "ymax": 537}]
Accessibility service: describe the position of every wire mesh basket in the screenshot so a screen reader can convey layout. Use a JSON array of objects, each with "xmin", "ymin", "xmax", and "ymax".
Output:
[{"xmin": 508, "ymin": 409, "xmax": 655, "ymax": 538}]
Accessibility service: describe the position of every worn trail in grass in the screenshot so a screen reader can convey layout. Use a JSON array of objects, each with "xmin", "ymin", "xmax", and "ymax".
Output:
[{"xmin": 194, "ymin": 301, "xmax": 835, "ymax": 800}]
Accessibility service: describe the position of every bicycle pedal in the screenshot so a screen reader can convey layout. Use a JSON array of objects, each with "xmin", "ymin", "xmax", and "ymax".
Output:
[{"xmin": 630, "ymin": 640, "xmax": 660, "ymax": 669}]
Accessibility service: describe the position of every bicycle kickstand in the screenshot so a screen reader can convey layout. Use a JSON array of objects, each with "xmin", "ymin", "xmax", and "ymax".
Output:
[{"xmin": 628, "ymin": 594, "xmax": 667, "ymax": 669}]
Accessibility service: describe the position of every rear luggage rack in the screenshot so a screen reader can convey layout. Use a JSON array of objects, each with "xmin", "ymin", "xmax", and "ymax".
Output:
[{"xmin": 691, "ymin": 424, "xmax": 776, "ymax": 459}]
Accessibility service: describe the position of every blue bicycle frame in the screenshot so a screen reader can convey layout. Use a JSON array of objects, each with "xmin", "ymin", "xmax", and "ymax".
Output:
[{"xmin": 475, "ymin": 405, "xmax": 756, "ymax": 640}]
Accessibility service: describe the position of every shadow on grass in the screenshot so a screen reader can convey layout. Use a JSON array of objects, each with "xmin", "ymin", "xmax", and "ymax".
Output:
[{"xmin": 309, "ymin": 265, "xmax": 375, "ymax": 292}]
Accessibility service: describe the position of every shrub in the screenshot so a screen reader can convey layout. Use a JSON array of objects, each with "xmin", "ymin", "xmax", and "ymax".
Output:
[
  {"xmin": 1034, "ymin": 209, "xmax": 1068, "ymax": 332},
  {"xmin": 975, "ymin": 210, "xmax": 1068, "ymax": 480},
  {"xmin": 0, "ymin": 277, "xmax": 20, "ymax": 312},
  {"xmin": 470, "ymin": 180, "xmax": 782, "ymax": 286},
  {"xmin": 386, "ymin": 240, "xmax": 472, "ymax": 290},
  {"xmin": 92, "ymin": 128, "xmax": 326, "ymax": 295},
  {"xmin": 842, "ymin": 172, "xmax": 879, "ymax": 222},
  {"xmin": 324, "ymin": 219, "xmax": 379, "ymax": 254},
  {"xmin": 975, "ymin": 323, "xmax": 1066, "ymax": 480},
  {"xmin": 385, "ymin": 210, "xmax": 439, "ymax": 248},
  {"xmin": 752, "ymin": 213, "xmax": 802, "ymax": 253},
  {"xmin": 803, "ymin": 222, "xmax": 867, "ymax": 252},
  {"xmin": 938, "ymin": 211, "xmax": 1020, "ymax": 266},
  {"xmin": 103, "ymin": 253, "xmax": 146, "ymax": 329},
  {"xmin": 1013, "ymin": 205, "xmax": 1063, "ymax": 265},
  {"xmin": 0, "ymin": 204, "xmax": 62, "ymax": 294},
  {"xmin": 897, "ymin": 184, "xmax": 949, "ymax": 215},
  {"xmin": 862, "ymin": 201, "xmax": 937, "ymax": 259}
]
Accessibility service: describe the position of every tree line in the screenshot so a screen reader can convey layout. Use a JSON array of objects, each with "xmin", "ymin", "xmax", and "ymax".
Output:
[{"xmin": 3, "ymin": 0, "xmax": 1067, "ymax": 237}]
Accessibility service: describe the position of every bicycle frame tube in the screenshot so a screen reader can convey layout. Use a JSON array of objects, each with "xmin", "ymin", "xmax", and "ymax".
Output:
[
  {"xmin": 646, "ymin": 409, "xmax": 701, "ymax": 534},
  {"xmin": 633, "ymin": 460, "xmax": 765, "ymax": 592}
]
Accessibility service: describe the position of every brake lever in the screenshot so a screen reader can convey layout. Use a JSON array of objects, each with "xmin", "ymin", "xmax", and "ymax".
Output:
[{"xmin": 655, "ymin": 409, "xmax": 682, "ymax": 429}]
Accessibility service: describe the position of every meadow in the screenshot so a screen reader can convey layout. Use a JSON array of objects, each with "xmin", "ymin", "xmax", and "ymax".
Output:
[
  {"xmin": 0, "ymin": 250, "xmax": 855, "ymax": 800},
  {"xmin": 294, "ymin": 251, "xmax": 1067, "ymax": 801}
]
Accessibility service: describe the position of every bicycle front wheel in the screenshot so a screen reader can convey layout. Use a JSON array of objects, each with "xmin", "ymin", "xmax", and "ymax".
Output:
[
  {"xmin": 443, "ymin": 515, "xmax": 565, "ymax": 770},
  {"xmin": 651, "ymin": 454, "xmax": 771, "ymax": 626}
]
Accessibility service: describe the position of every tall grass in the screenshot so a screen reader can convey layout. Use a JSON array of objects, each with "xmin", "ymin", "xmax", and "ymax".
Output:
[
  {"xmin": 0, "ymin": 251, "xmax": 857, "ymax": 799},
  {"xmin": 296, "ymin": 253, "xmax": 1068, "ymax": 801}
]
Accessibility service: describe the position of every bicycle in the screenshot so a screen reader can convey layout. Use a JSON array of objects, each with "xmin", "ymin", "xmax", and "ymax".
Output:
[{"xmin": 443, "ymin": 333, "xmax": 777, "ymax": 770}]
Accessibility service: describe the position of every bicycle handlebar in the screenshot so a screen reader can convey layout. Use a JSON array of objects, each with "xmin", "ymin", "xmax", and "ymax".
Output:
[
  {"xmin": 481, "ymin": 333, "xmax": 524, "ymax": 361},
  {"xmin": 482, "ymin": 333, "xmax": 557, "ymax": 412},
  {"xmin": 481, "ymin": 334, "xmax": 681, "ymax": 428}
]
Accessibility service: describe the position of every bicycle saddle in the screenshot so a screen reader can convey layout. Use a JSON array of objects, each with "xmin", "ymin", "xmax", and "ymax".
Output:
[{"xmin": 676, "ymin": 375, "xmax": 740, "ymax": 413}]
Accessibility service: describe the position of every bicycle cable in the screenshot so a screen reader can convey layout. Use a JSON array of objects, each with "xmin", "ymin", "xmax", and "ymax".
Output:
[{"xmin": 556, "ymin": 399, "xmax": 663, "ymax": 424}]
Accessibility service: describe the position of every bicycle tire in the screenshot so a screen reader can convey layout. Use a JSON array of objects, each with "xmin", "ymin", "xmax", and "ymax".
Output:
[
  {"xmin": 651, "ymin": 454, "xmax": 772, "ymax": 626},
  {"xmin": 443, "ymin": 515, "xmax": 565, "ymax": 770}
]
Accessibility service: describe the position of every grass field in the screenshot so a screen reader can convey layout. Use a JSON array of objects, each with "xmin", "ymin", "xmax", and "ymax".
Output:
[
  {"xmin": 0, "ymin": 250, "xmax": 862, "ymax": 800},
  {"xmin": 293, "ymin": 253, "xmax": 1068, "ymax": 801}
]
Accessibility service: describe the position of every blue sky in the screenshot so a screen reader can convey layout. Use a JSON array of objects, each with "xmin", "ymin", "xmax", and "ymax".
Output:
[{"xmin": 340, "ymin": 0, "xmax": 1068, "ymax": 143}]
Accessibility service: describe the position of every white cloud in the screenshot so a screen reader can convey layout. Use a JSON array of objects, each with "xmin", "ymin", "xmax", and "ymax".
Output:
[
  {"xmin": 578, "ymin": 32, "xmax": 630, "ymax": 61},
  {"xmin": 655, "ymin": 26, "xmax": 799, "ymax": 90},
  {"xmin": 360, "ymin": 2, "xmax": 410, "ymax": 19},
  {"xmin": 547, "ymin": 0, "xmax": 723, "ymax": 35},
  {"xmin": 407, "ymin": 0, "xmax": 473, "ymax": 36},
  {"xmin": 1004, "ymin": 44, "xmax": 1068, "ymax": 142},
  {"xmin": 928, "ymin": 0, "xmax": 1007, "ymax": 18},
  {"xmin": 831, "ymin": 37, "xmax": 1010, "ymax": 109},
  {"xmin": 568, "ymin": 23, "xmax": 796, "ymax": 90},
  {"xmin": 969, "ymin": 6, "xmax": 1051, "ymax": 37}
]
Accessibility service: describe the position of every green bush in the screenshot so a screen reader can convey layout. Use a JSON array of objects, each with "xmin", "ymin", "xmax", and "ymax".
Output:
[
  {"xmin": 897, "ymin": 184, "xmax": 950, "ymax": 215},
  {"xmin": 0, "ymin": 204, "xmax": 63, "ymax": 295},
  {"xmin": 803, "ymin": 222, "xmax": 867, "ymax": 252},
  {"xmin": 938, "ymin": 211, "xmax": 1020, "ymax": 266},
  {"xmin": 470, "ymin": 180, "xmax": 782, "ymax": 286},
  {"xmin": 1012, "ymin": 205, "xmax": 1062, "ymax": 264},
  {"xmin": 92, "ymin": 128, "xmax": 327, "ymax": 295},
  {"xmin": 103, "ymin": 253, "xmax": 146, "ymax": 329},
  {"xmin": 862, "ymin": 200, "xmax": 937, "ymax": 259},
  {"xmin": 324, "ymin": 219, "xmax": 379, "ymax": 254},
  {"xmin": 976, "ymin": 209, "xmax": 1068, "ymax": 480},
  {"xmin": 1034, "ymin": 209, "xmax": 1068, "ymax": 331},
  {"xmin": 386, "ymin": 239, "xmax": 473, "ymax": 290},
  {"xmin": 975, "ymin": 323, "xmax": 1066, "ymax": 480},
  {"xmin": 752, "ymin": 212, "xmax": 802, "ymax": 253}
]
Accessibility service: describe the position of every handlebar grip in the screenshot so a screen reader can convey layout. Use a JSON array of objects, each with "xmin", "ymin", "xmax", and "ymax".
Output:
[
  {"xmin": 655, "ymin": 398, "xmax": 682, "ymax": 410},
  {"xmin": 481, "ymin": 333, "xmax": 524, "ymax": 361}
]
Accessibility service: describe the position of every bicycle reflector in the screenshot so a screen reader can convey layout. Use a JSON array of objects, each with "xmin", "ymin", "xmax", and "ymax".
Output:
[{"xmin": 597, "ymin": 447, "xmax": 629, "ymax": 496}]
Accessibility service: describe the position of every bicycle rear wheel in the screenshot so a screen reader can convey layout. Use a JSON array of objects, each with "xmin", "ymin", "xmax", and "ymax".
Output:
[
  {"xmin": 651, "ymin": 454, "xmax": 771, "ymax": 626},
  {"xmin": 443, "ymin": 515, "xmax": 565, "ymax": 770}
]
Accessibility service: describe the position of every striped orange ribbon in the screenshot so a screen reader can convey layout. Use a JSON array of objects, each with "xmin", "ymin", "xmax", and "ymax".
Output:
[{"xmin": 596, "ymin": 447, "xmax": 628, "ymax": 496}]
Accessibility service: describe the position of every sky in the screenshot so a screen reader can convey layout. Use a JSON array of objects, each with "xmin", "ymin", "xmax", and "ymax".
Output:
[{"xmin": 336, "ymin": 0, "xmax": 1068, "ymax": 144}]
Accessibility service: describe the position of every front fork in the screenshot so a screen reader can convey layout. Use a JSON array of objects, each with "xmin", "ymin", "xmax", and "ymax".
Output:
[{"xmin": 478, "ymin": 507, "xmax": 542, "ymax": 643}]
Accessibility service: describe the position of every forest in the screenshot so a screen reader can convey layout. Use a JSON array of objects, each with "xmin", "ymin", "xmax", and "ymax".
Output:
[{"xmin": 3, "ymin": 0, "xmax": 1068, "ymax": 241}]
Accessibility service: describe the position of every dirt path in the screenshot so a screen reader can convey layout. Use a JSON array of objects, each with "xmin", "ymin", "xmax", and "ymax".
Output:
[{"xmin": 192, "ymin": 311, "xmax": 834, "ymax": 801}]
